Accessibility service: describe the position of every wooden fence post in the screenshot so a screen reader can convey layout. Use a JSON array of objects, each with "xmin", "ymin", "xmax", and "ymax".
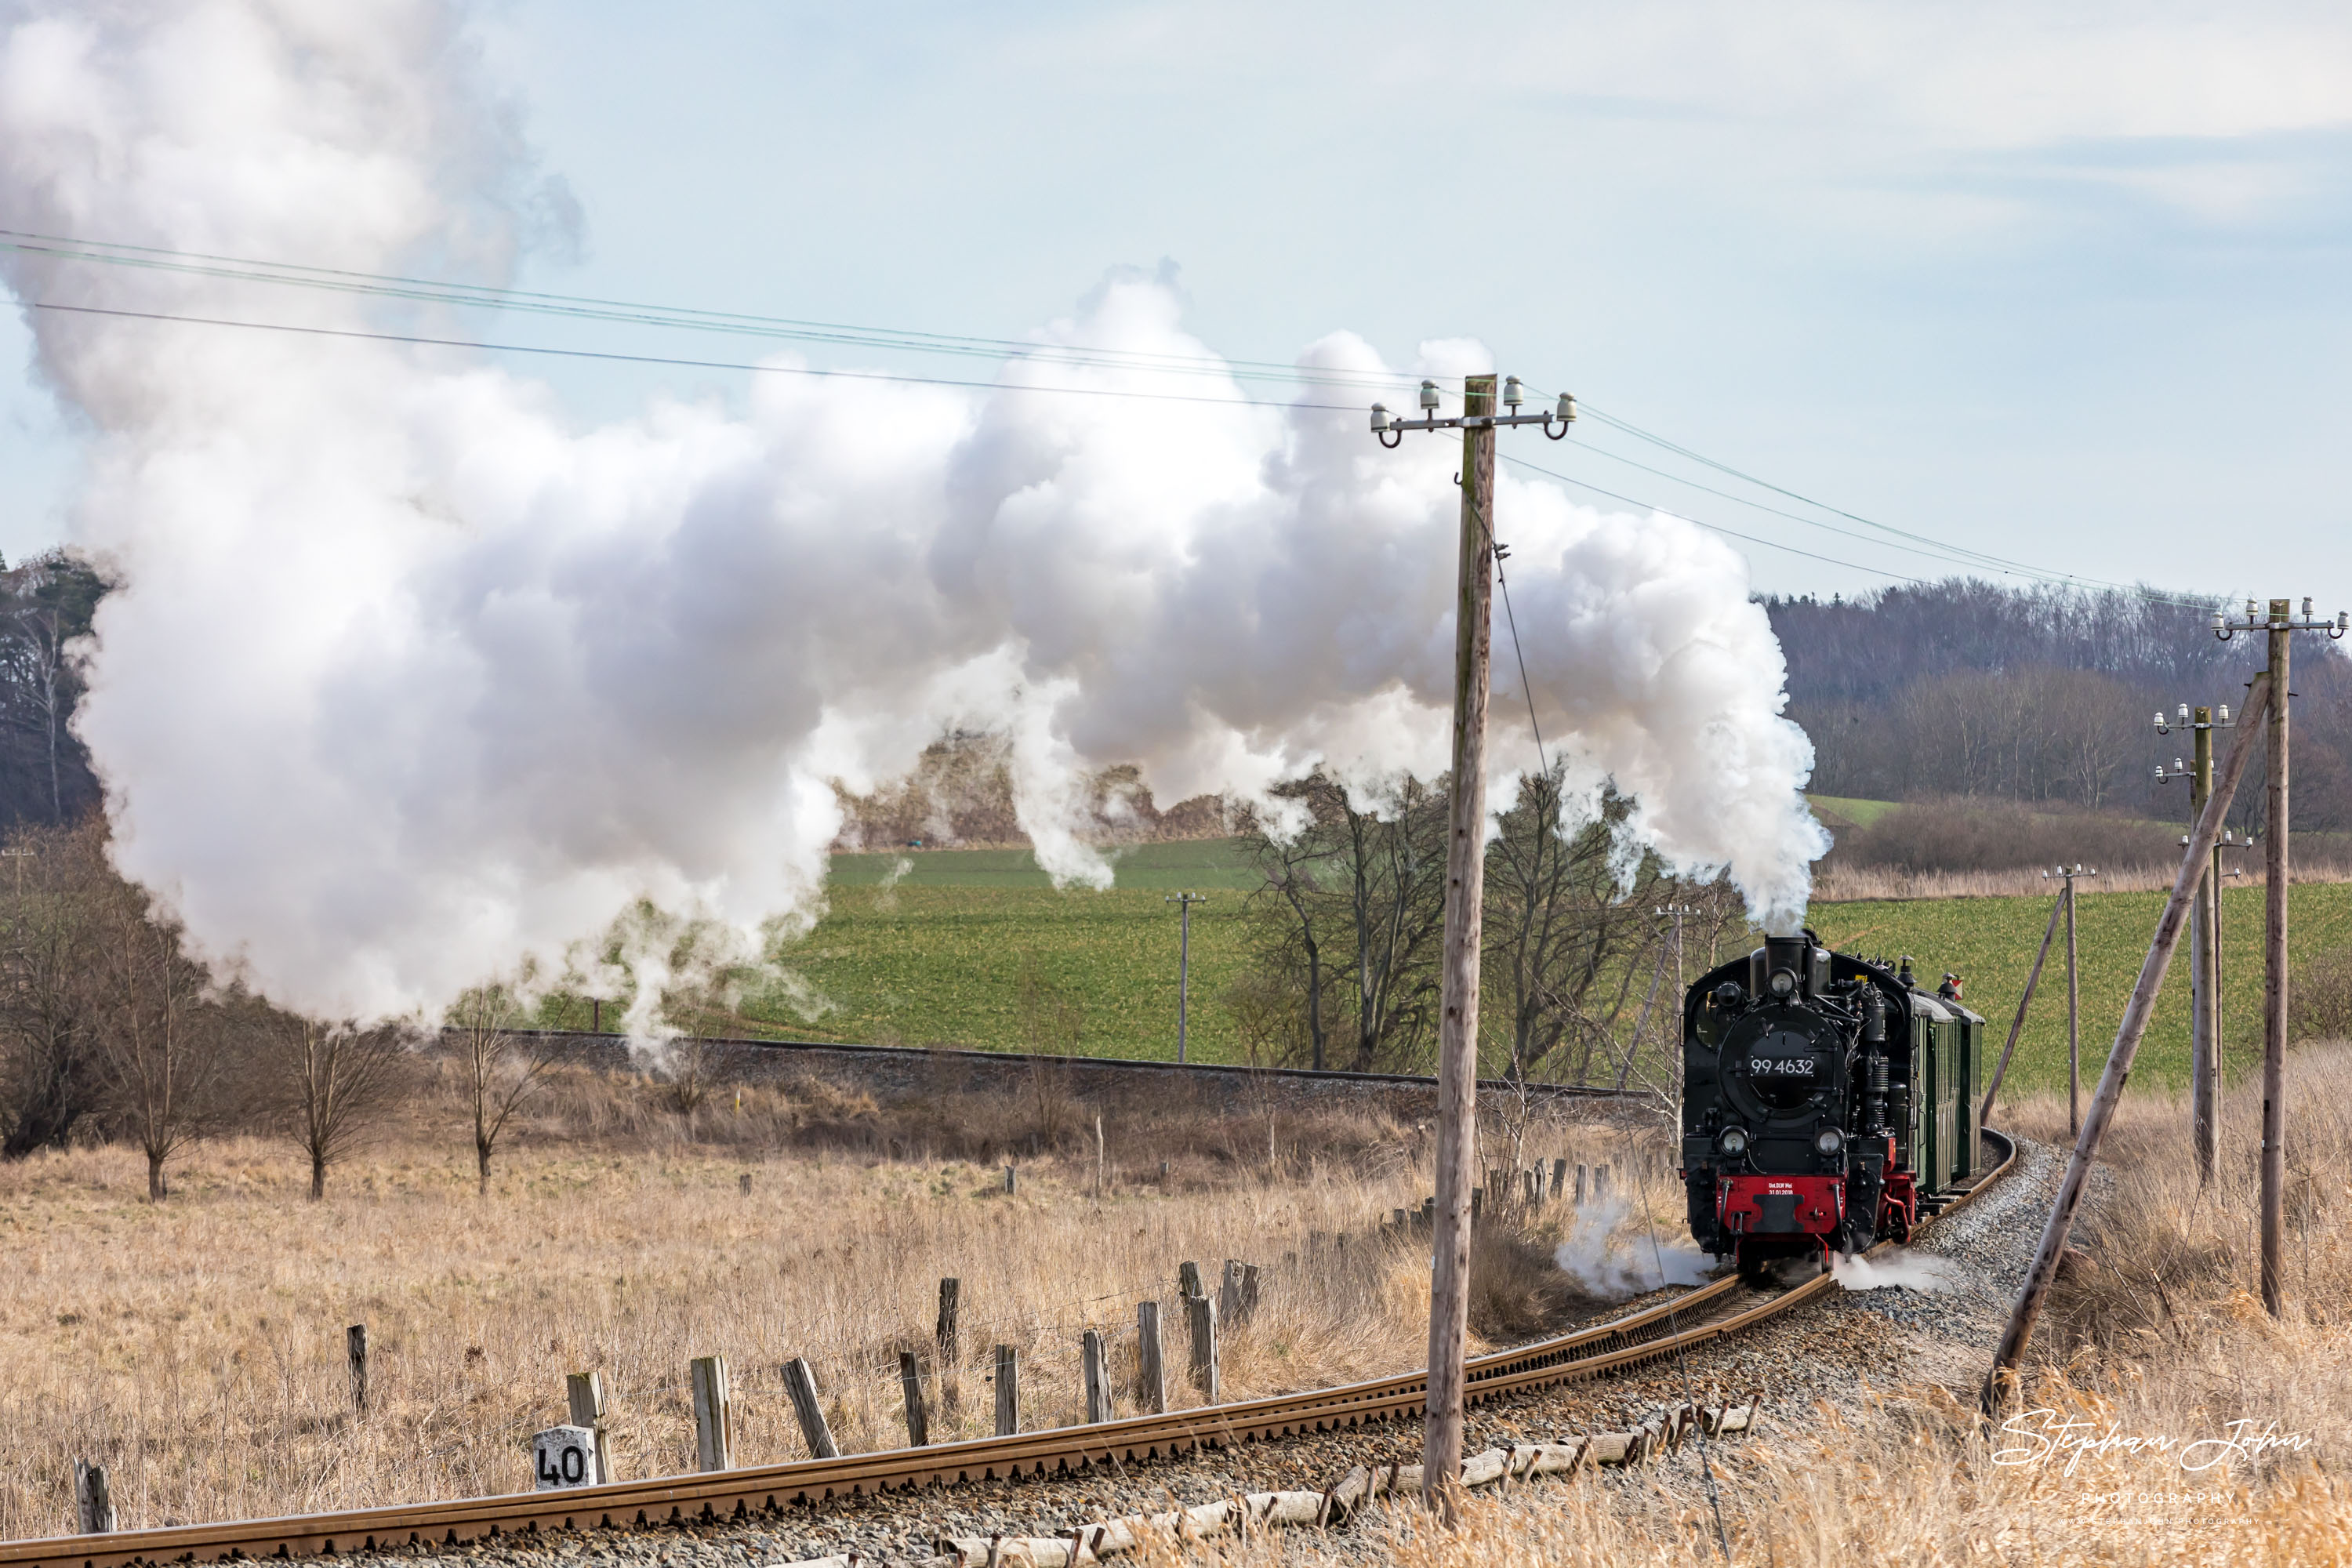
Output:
[
  {"xmin": 1240, "ymin": 1264, "xmax": 1261, "ymax": 1322},
  {"xmin": 1004, "ymin": 1164, "xmax": 1016, "ymax": 1195},
  {"xmin": 1217, "ymin": 1260, "xmax": 1243, "ymax": 1325},
  {"xmin": 937, "ymin": 1278, "xmax": 962, "ymax": 1420},
  {"xmin": 73, "ymin": 1461, "xmax": 114, "ymax": 1535},
  {"xmin": 1185, "ymin": 1294, "xmax": 1218, "ymax": 1403},
  {"xmin": 1136, "ymin": 1301, "xmax": 1166, "ymax": 1414},
  {"xmin": 1574, "ymin": 1165, "xmax": 1587, "ymax": 1205},
  {"xmin": 566, "ymin": 1370, "xmax": 612, "ymax": 1483},
  {"xmin": 689, "ymin": 1355, "xmax": 733, "ymax": 1472},
  {"xmin": 994, "ymin": 1345, "xmax": 1020, "ymax": 1436},
  {"xmin": 899, "ymin": 1351, "xmax": 930, "ymax": 1446},
  {"xmin": 1551, "ymin": 1157, "xmax": 1566, "ymax": 1199},
  {"xmin": 347, "ymin": 1323, "xmax": 368, "ymax": 1415},
  {"xmin": 1094, "ymin": 1115, "xmax": 1105, "ymax": 1197},
  {"xmin": 782, "ymin": 1356, "xmax": 840, "ymax": 1458},
  {"xmin": 1082, "ymin": 1330, "xmax": 1111, "ymax": 1424},
  {"xmin": 1178, "ymin": 1260, "xmax": 1203, "ymax": 1299}
]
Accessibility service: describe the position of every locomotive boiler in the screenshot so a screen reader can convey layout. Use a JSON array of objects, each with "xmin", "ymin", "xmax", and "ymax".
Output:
[{"xmin": 1679, "ymin": 931, "xmax": 1984, "ymax": 1274}]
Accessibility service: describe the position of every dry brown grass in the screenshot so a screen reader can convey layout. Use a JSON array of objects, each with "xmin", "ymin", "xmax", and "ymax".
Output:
[
  {"xmin": 1174, "ymin": 1046, "xmax": 2352, "ymax": 1566},
  {"xmin": 0, "ymin": 1085, "xmax": 1670, "ymax": 1542}
]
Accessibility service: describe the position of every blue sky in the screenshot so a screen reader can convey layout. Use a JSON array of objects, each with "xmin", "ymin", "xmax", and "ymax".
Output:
[{"xmin": 5, "ymin": 0, "xmax": 2350, "ymax": 602}]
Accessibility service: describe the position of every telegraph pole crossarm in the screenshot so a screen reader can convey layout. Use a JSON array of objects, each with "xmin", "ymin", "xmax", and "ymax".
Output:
[
  {"xmin": 2212, "ymin": 596, "xmax": 2346, "ymax": 1315},
  {"xmin": 1367, "ymin": 369, "xmax": 1575, "ymax": 1515}
]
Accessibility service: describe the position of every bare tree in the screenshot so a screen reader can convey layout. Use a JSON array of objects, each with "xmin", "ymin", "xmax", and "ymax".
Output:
[
  {"xmin": 89, "ymin": 881, "xmax": 223, "ymax": 1200},
  {"xmin": 0, "ymin": 821, "xmax": 108, "ymax": 1158},
  {"xmin": 275, "ymin": 1014, "xmax": 410, "ymax": 1199},
  {"xmin": 1482, "ymin": 771, "xmax": 1660, "ymax": 1088},
  {"xmin": 449, "ymin": 987, "xmax": 551, "ymax": 1197}
]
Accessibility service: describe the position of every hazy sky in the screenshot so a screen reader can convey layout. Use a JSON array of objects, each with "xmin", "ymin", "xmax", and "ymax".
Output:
[{"xmin": 5, "ymin": 0, "xmax": 2350, "ymax": 603}]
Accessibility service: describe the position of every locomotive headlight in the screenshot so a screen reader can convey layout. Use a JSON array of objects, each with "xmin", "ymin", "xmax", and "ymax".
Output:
[
  {"xmin": 1814, "ymin": 1127, "xmax": 1844, "ymax": 1157},
  {"xmin": 1718, "ymin": 1127, "xmax": 1750, "ymax": 1158},
  {"xmin": 1768, "ymin": 968, "xmax": 1797, "ymax": 998}
]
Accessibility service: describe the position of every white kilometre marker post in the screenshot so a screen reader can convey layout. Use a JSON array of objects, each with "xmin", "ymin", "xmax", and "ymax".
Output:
[{"xmin": 1368, "ymin": 372, "xmax": 1575, "ymax": 1515}]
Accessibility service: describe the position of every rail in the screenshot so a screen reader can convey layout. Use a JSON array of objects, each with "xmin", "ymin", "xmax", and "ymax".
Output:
[
  {"xmin": 481, "ymin": 1026, "xmax": 1639, "ymax": 1099},
  {"xmin": 2, "ymin": 1129, "xmax": 2015, "ymax": 1568}
]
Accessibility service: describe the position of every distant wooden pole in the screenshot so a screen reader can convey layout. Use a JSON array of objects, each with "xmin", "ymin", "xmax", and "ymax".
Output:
[
  {"xmin": 689, "ymin": 1355, "xmax": 734, "ymax": 1472},
  {"xmin": 565, "ymin": 1371, "xmax": 612, "ymax": 1483},
  {"xmin": 2262, "ymin": 606, "xmax": 2290, "ymax": 1317},
  {"xmin": 1136, "ymin": 1301, "xmax": 1166, "ymax": 1414},
  {"xmin": 782, "ymin": 1356, "xmax": 840, "ymax": 1458},
  {"xmin": 1185, "ymin": 1293, "xmax": 1219, "ymax": 1403},
  {"xmin": 936, "ymin": 1279, "xmax": 962, "ymax": 1420},
  {"xmin": 1178, "ymin": 1260, "xmax": 1202, "ymax": 1300},
  {"xmin": 1082, "ymin": 1330, "xmax": 1111, "ymax": 1424},
  {"xmin": 2190, "ymin": 706, "xmax": 2219, "ymax": 1185},
  {"xmin": 73, "ymin": 1461, "xmax": 114, "ymax": 1535},
  {"xmin": 1094, "ymin": 1115, "xmax": 1105, "ymax": 1197},
  {"xmin": 347, "ymin": 1323, "xmax": 368, "ymax": 1415},
  {"xmin": 2066, "ymin": 880, "xmax": 2082, "ymax": 1138},
  {"xmin": 1424, "ymin": 372, "xmax": 1497, "ymax": 1517},
  {"xmin": 1987, "ymin": 673, "xmax": 2268, "ymax": 1406},
  {"xmin": 993, "ymin": 1345, "xmax": 1020, "ymax": 1436},
  {"xmin": 898, "ymin": 1351, "xmax": 930, "ymax": 1446},
  {"xmin": 1979, "ymin": 888, "xmax": 2065, "ymax": 1128}
]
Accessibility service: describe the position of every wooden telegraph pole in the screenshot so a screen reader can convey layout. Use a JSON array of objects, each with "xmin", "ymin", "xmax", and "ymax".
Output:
[
  {"xmin": 1425, "ymin": 372, "xmax": 1496, "ymax": 1513},
  {"xmin": 2157, "ymin": 701, "xmax": 2236, "ymax": 1182},
  {"xmin": 2210, "ymin": 597, "xmax": 2346, "ymax": 1314},
  {"xmin": 1986, "ymin": 673, "xmax": 2271, "ymax": 1406},
  {"xmin": 1369, "ymin": 372, "xmax": 1574, "ymax": 1515}
]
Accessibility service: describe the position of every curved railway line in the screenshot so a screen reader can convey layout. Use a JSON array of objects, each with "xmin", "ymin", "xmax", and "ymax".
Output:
[{"xmin": 5, "ymin": 1129, "xmax": 2016, "ymax": 1568}]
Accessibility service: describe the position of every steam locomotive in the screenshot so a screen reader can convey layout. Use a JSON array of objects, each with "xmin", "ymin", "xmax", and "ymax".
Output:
[{"xmin": 1679, "ymin": 932, "xmax": 1984, "ymax": 1274}]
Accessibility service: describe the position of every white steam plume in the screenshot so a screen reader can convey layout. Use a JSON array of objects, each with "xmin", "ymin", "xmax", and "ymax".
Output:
[{"xmin": 0, "ymin": 0, "xmax": 1827, "ymax": 1022}]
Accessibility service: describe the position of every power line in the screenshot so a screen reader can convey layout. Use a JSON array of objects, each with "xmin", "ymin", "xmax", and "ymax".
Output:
[
  {"xmin": 25, "ymin": 300, "xmax": 1374, "ymax": 415},
  {"xmin": 1497, "ymin": 450, "xmax": 1941, "ymax": 587},
  {"xmin": 10, "ymin": 227, "xmax": 2221, "ymax": 602},
  {"xmin": 1561, "ymin": 397, "xmax": 2212, "ymax": 608},
  {"xmin": 1, "ymin": 228, "xmax": 1426, "ymax": 397}
]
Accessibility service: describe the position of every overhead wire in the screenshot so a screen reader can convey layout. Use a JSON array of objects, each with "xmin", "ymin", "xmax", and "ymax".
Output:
[
  {"xmin": 0, "ymin": 227, "xmax": 1428, "ymax": 397},
  {"xmin": 9, "ymin": 227, "xmax": 2216, "ymax": 601},
  {"xmin": 25, "ymin": 301, "xmax": 1374, "ymax": 415}
]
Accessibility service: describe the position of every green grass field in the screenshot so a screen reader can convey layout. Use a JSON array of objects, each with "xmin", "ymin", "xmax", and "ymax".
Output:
[
  {"xmin": 829, "ymin": 837, "xmax": 1259, "ymax": 891},
  {"xmin": 1805, "ymin": 793, "xmax": 1900, "ymax": 829},
  {"xmin": 1806, "ymin": 881, "xmax": 2352, "ymax": 1095},
  {"xmin": 538, "ymin": 837, "xmax": 2352, "ymax": 1094}
]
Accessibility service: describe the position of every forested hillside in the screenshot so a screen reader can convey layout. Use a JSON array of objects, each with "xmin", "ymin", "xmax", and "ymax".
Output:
[{"xmin": 1767, "ymin": 580, "xmax": 2352, "ymax": 834}]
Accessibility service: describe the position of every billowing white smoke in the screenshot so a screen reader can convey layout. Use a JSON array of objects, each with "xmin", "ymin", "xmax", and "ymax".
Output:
[{"xmin": 0, "ymin": 0, "xmax": 1827, "ymax": 1023}]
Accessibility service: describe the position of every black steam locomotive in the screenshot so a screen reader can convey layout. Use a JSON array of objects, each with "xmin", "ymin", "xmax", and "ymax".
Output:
[{"xmin": 1679, "ymin": 932, "xmax": 1984, "ymax": 1273}]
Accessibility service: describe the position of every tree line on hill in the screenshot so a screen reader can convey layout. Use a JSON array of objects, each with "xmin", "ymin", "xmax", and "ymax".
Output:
[{"xmin": 1769, "ymin": 580, "xmax": 2352, "ymax": 836}]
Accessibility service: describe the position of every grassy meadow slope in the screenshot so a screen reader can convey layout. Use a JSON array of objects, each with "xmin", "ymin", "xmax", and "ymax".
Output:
[
  {"xmin": 1806, "ymin": 880, "xmax": 2352, "ymax": 1094},
  {"xmin": 535, "ymin": 837, "xmax": 2352, "ymax": 1095}
]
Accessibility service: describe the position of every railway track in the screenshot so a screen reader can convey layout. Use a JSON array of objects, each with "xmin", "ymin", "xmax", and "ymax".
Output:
[
  {"xmin": 7, "ymin": 1128, "xmax": 2015, "ymax": 1568},
  {"xmin": 493, "ymin": 1027, "xmax": 1636, "ymax": 1100}
]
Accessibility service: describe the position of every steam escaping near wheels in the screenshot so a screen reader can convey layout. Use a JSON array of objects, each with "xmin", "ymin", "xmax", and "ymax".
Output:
[
  {"xmin": 0, "ymin": 0, "xmax": 1828, "ymax": 1025},
  {"xmin": 1832, "ymin": 1249, "xmax": 1965, "ymax": 1293}
]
